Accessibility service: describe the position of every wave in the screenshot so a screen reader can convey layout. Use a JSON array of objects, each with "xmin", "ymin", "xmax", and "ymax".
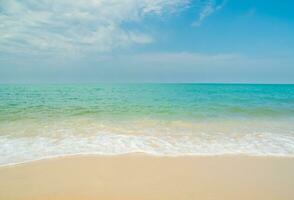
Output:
[{"xmin": 1, "ymin": 131, "xmax": 294, "ymax": 166}]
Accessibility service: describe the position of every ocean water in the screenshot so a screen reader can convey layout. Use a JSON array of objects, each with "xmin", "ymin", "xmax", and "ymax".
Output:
[{"xmin": 0, "ymin": 84, "xmax": 294, "ymax": 165}]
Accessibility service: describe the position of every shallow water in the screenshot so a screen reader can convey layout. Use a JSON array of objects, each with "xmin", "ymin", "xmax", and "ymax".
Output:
[{"xmin": 1, "ymin": 84, "xmax": 294, "ymax": 165}]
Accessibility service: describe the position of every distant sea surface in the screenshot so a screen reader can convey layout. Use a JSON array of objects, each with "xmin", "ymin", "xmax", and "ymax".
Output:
[{"xmin": 1, "ymin": 84, "xmax": 294, "ymax": 165}]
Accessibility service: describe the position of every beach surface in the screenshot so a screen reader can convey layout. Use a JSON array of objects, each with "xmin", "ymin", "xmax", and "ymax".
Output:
[{"xmin": 0, "ymin": 154, "xmax": 294, "ymax": 200}]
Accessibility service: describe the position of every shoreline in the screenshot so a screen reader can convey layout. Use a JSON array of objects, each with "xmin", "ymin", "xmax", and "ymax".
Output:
[
  {"xmin": 1, "ymin": 154, "xmax": 294, "ymax": 200},
  {"xmin": 1, "ymin": 152, "xmax": 294, "ymax": 168}
]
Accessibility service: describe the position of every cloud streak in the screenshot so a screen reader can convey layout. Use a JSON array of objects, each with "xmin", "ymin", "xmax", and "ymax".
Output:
[
  {"xmin": 0, "ymin": 0, "xmax": 228, "ymax": 56},
  {"xmin": 0, "ymin": 0, "xmax": 189, "ymax": 55},
  {"xmin": 192, "ymin": 0, "xmax": 227, "ymax": 27}
]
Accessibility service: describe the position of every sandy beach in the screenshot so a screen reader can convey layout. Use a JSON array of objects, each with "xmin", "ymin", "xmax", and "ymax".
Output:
[
  {"xmin": 0, "ymin": 154, "xmax": 293, "ymax": 200},
  {"xmin": 1, "ymin": 0, "xmax": 294, "ymax": 199}
]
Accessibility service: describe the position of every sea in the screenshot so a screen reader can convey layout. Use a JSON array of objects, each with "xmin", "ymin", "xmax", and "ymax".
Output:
[{"xmin": 0, "ymin": 84, "xmax": 294, "ymax": 166}]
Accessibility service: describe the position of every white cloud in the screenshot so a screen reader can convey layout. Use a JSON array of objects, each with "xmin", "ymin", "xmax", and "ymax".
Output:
[
  {"xmin": 192, "ymin": 0, "xmax": 227, "ymax": 27},
  {"xmin": 0, "ymin": 0, "xmax": 189, "ymax": 55}
]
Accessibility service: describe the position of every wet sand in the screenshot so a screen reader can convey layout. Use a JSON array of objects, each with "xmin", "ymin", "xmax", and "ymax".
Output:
[{"xmin": 0, "ymin": 154, "xmax": 294, "ymax": 200}]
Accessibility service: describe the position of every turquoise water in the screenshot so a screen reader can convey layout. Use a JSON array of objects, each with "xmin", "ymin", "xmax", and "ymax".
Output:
[
  {"xmin": 1, "ymin": 84, "xmax": 294, "ymax": 121},
  {"xmin": 0, "ymin": 84, "xmax": 294, "ymax": 165}
]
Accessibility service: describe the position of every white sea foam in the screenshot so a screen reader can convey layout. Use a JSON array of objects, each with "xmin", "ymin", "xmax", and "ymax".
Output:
[{"xmin": 1, "ymin": 131, "xmax": 294, "ymax": 166}]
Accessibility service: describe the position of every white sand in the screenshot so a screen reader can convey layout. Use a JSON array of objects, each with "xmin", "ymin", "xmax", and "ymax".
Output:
[{"xmin": 0, "ymin": 154, "xmax": 294, "ymax": 200}]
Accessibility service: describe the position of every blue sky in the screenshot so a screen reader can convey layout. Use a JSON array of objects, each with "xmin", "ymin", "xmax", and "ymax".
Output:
[{"xmin": 0, "ymin": 0, "xmax": 293, "ymax": 83}]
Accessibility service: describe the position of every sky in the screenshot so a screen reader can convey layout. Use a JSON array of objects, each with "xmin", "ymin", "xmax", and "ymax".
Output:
[{"xmin": 0, "ymin": 0, "xmax": 293, "ymax": 83}]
